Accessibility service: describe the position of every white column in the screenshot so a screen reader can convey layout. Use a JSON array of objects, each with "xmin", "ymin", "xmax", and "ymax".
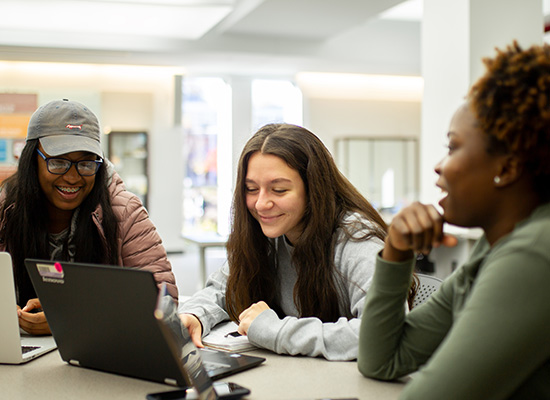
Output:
[
  {"xmin": 420, "ymin": 0, "xmax": 543, "ymax": 204},
  {"xmin": 420, "ymin": 0, "xmax": 543, "ymax": 278},
  {"xmin": 230, "ymin": 76, "xmax": 253, "ymax": 191},
  {"xmin": 215, "ymin": 76, "xmax": 253, "ymax": 236}
]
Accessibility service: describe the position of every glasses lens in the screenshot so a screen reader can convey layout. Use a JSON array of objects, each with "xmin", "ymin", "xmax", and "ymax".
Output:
[
  {"xmin": 77, "ymin": 161, "xmax": 99, "ymax": 176},
  {"xmin": 47, "ymin": 159, "xmax": 71, "ymax": 174}
]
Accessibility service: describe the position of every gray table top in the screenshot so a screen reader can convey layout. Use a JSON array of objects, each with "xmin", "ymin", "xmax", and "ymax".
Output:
[{"xmin": 0, "ymin": 349, "xmax": 407, "ymax": 400}]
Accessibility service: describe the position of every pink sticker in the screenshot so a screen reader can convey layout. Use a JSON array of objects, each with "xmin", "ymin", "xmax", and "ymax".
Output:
[{"xmin": 36, "ymin": 262, "xmax": 64, "ymax": 281}]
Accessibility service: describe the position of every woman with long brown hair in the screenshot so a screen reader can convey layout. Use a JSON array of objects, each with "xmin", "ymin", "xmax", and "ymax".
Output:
[{"xmin": 179, "ymin": 123, "xmax": 393, "ymax": 360}]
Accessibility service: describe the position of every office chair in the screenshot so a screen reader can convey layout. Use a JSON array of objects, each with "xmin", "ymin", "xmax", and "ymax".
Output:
[{"xmin": 412, "ymin": 273, "xmax": 444, "ymax": 309}]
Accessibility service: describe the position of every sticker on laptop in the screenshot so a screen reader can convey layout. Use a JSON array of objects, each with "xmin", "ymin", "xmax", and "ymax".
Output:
[{"xmin": 36, "ymin": 262, "xmax": 65, "ymax": 284}]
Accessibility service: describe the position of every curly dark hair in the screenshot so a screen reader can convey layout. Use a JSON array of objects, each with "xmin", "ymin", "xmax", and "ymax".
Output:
[{"xmin": 468, "ymin": 41, "xmax": 550, "ymax": 201}]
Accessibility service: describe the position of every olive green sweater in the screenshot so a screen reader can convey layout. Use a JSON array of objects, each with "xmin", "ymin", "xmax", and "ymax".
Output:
[{"xmin": 358, "ymin": 202, "xmax": 550, "ymax": 400}]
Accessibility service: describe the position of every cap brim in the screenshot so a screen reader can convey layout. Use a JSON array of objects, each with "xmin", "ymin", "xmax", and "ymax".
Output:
[{"xmin": 40, "ymin": 135, "xmax": 103, "ymax": 158}]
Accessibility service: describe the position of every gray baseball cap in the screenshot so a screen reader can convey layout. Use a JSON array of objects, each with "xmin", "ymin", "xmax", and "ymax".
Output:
[{"xmin": 26, "ymin": 99, "xmax": 103, "ymax": 158}]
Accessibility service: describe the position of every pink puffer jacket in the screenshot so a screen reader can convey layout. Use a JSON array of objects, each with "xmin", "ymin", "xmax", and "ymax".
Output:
[
  {"xmin": 93, "ymin": 169, "xmax": 178, "ymax": 299},
  {"xmin": 0, "ymin": 165, "xmax": 178, "ymax": 300}
]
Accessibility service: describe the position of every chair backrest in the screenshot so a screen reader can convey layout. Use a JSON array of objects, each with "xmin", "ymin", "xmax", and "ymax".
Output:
[{"xmin": 412, "ymin": 273, "xmax": 444, "ymax": 309}]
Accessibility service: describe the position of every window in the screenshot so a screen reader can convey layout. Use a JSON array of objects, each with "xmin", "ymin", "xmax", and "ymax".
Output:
[
  {"xmin": 251, "ymin": 79, "xmax": 303, "ymax": 129},
  {"xmin": 181, "ymin": 77, "xmax": 231, "ymax": 233},
  {"xmin": 180, "ymin": 77, "xmax": 303, "ymax": 235},
  {"xmin": 335, "ymin": 137, "xmax": 418, "ymax": 217}
]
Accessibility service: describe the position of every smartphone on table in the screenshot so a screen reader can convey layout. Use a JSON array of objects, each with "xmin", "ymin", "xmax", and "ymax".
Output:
[{"xmin": 146, "ymin": 381, "xmax": 250, "ymax": 400}]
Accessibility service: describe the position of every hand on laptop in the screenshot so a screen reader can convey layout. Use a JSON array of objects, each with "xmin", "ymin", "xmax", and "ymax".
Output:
[
  {"xmin": 17, "ymin": 298, "xmax": 52, "ymax": 335},
  {"xmin": 179, "ymin": 313, "xmax": 204, "ymax": 348},
  {"xmin": 237, "ymin": 301, "xmax": 270, "ymax": 336}
]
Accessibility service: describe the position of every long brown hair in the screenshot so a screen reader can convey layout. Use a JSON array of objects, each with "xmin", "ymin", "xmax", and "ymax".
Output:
[{"xmin": 225, "ymin": 124, "xmax": 389, "ymax": 322}]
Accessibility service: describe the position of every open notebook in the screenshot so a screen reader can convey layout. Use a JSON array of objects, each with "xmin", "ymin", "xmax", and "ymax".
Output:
[
  {"xmin": 202, "ymin": 321, "xmax": 257, "ymax": 353},
  {"xmin": 0, "ymin": 252, "xmax": 57, "ymax": 364}
]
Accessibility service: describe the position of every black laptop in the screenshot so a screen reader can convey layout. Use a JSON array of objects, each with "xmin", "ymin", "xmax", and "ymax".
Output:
[
  {"xmin": 24, "ymin": 259, "xmax": 265, "ymax": 387},
  {"xmin": 148, "ymin": 286, "xmax": 251, "ymax": 399}
]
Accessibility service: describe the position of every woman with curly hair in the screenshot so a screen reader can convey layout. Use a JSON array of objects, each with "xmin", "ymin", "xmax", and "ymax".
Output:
[
  {"xmin": 179, "ymin": 123, "xmax": 411, "ymax": 361},
  {"xmin": 358, "ymin": 42, "xmax": 550, "ymax": 399},
  {"xmin": 1, "ymin": 99, "xmax": 177, "ymax": 335}
]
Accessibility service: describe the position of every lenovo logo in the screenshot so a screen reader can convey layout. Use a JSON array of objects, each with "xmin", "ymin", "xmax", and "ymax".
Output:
[{"xmin": 66, "ymin": 124, "xmax": 83, "ymax": 130}]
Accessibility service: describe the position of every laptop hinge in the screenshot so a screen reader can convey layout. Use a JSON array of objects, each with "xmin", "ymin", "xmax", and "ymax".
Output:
[
  {"xmin": 69, "ymin": 359, "xmax": 81, "ymax": 366},
  {"xmin": 164, "ymin": 378, "xmax": 178, "ymax": 386}
]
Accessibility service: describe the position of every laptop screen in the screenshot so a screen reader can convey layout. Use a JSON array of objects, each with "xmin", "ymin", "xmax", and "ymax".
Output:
[
  {"xmin": 24, "ymin": 259, "xmax": 259, "ymax": 393},
  {"xmin": 24, "ymin": 259, "xmax": 190, "ymax": 386},
  {"xmin": 155, "ymin": 286, "xmax": 216, "ymax": 400}
]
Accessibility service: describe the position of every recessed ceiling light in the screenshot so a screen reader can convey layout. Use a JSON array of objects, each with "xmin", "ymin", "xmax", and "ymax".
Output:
[
  {"xmin": 379, "ymin": 0, "xmax": 423, "ymax": 22},
  {"xmin": 296, "ymin": 72, "xmax": 423, "ymax": 102},
  {"xmin": 0, "ymin": 0, "xmax": 234, "ymax": 40}
]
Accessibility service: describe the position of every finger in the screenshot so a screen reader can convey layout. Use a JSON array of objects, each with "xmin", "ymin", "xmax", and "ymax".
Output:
[
  {"xmin": 387, "ymin": 216, "xmax": 414, "ymax": 251},
  {"xmin": 238, "ymin": 306, "xmax": 252, "ymax": 323},
  {"xmin": 190, "ymin": 329, "xmax": 204, "ymax": 348},
  {"xmin": 415, "ymin": 206, "xmax": 435, "ymax": 253},
  {"xmin": 237, "ymin": 318, "xmax": 251, "ymax": 336},
  {"xmin": 400, "ymin": 208, "xmax": 430, "ymax": 253},
  {"xmin": 18, "ymin": 310, "xmax": 46, "ymax": 324},
  {"xmin": 237, "ymin": 305, "xmax": 256, "ymax": 336},
  {"xmin": 237, "ymin": 323, "xmax": 247, "ymax": 336},
  {"xmin": 404, "ymin": 213, "xmax": 426, "ymax": 253},
  {"xmin": 19, "ymin": 313, "xmax": 51, "ymax": 335},
  {"xmin": 407, "ymin": 203, "xmax": 444, "ymax": 253},
  {"xmin": 22, "ymin": 298, "xmax": 42, "ymax": 312},
  {"xmin": 426, "ymin": 205, "xmax": 444, "ymax": 247},
  {"xmin": 179, "ymin": 314, "xmax": 204, "ymax": 347}
]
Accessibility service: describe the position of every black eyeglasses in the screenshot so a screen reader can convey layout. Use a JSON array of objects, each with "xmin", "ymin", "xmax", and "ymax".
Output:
[{"xmin": 37, "ymin": 148, "xmax": 103, "ymax": 176}]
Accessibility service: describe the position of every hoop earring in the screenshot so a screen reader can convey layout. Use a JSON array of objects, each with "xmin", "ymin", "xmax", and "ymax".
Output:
[{"xmin": 494, "ymin": 176, "xmax": 501, "ymax": 184}]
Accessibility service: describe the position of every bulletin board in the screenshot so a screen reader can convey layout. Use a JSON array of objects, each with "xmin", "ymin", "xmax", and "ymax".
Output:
[
  {"xmin": 0, "ymin": 93, "xmax": 37, "ymax": 182},
  {"xmin": 0, "ymin": 93, "xmax": 37, "ymax": 138}
]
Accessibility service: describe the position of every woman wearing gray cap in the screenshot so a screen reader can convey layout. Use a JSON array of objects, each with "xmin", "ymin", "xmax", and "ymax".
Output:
[{"xmin": 0, "ymin": 99, "xmax": 178, "ymax": 335}]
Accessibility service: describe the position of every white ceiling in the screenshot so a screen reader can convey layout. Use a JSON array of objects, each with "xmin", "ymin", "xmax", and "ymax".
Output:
[{"xmin": 0, "ymin": 0, "xmax": 548, "ymax": 77}]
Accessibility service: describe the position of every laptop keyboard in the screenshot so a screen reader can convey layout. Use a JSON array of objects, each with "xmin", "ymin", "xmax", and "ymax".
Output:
[{"xmin": 22, "ymin": 346, "xmax": 40, "ymax": 354}]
